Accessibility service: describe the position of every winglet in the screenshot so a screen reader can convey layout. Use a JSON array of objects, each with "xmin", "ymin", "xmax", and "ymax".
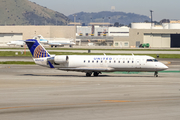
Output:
[{"xmin": 48, "ymin": 61, "xmax": 55, "ymax": 68}]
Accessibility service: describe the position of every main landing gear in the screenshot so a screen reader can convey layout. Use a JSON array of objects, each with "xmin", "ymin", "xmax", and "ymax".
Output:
[
  {"xmin": 86, "ymin": 72, "xmax": 101, "ymax": 77},
  {"xmin": 154, "ymin": 71, "xmax": 158, "ymax": 77},
  {"xmin": 86, "ymin": 72, "xmax": 92, "ymax": 77},
  {"xmin": 93, "ymin": 72, "xmax": 99, "ymax": 76}
]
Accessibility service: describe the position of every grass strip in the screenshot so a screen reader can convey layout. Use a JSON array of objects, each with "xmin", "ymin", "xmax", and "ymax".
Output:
[
  {"xmin": 0, "ymin": 48, "xmax": 180, "ymax": 51},
  {"xmin": 0, "ymin": 61, "xmax": 35, "ymax": 65},
  {"xmin": 47, "ymin": 48, "xmax": 180, "ymax": 51},
  {"xmin": 0, "ymin": 51, "xmax": 180, "ymax": 58}
]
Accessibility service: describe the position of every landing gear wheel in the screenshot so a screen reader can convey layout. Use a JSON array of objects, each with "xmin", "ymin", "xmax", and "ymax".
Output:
[
  {"xmin": 93, "ymin": 72, "xmax": 99, "ymax": 76},
  {"xmin": 154, "ymin": 71, "xmax": 158, "ymax": 77},
  {"xmin": 86, "ymin": 72, "xmax": 92, "ymax": 77}
]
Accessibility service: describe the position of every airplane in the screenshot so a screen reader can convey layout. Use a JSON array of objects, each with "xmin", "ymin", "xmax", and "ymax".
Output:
[
  {"xmin": 7, "ymin": 40, "xmax": 25, "ymax": 47},
  {"xmin": 34, "ymin": 35, "xmax": 76, "ymax": 48},
  {"xmin": 25, "ymin": 39, "xmax": 168, "ymax": 77}
]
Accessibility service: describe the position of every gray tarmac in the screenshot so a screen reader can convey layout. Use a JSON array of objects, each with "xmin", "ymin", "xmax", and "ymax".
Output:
[
  {"xmin": 0, "ymin": 65, "xmax": 180, "ymax": 120},
  {"xmin": 0, "ymin": 49, "xmax": 180, "ymax": 54}
]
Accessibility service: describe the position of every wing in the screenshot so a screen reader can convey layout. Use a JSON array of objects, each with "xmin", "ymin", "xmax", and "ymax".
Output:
[{"xmin": 58, "ymin": 67, "xmax": 114, "ymax": 72}]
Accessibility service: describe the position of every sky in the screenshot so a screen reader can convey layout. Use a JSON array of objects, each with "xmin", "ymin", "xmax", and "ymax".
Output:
[{"xmin": 29, "ymin": 0, "xmax": 180, "ymax": 21}]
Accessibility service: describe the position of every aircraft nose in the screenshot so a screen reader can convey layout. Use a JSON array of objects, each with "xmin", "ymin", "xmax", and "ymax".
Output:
[
  {"xmin": 164, "ymin": 65, "xmax": 168, "ymax": 69},
  {"xmin": 157, "ymin": 63, "xmax": 168, "ymax": 71},
  {"xmin": 161, "ymin": 64, "xmax": 168, "ymax": 70}
]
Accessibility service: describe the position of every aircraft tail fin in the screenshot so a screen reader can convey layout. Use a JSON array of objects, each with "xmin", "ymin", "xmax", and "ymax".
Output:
[{"xmin": 25, "ymin": 39, "xmax": 50, "ymax": 58}]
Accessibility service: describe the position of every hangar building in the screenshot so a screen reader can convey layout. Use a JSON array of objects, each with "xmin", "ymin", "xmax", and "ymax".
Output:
[
  {"xmin": 114, "ymin": 23, "xmax": 180, "ymax": 48},
  {"xmin": 0, "ymin": 26, "xmax": 76, "ymax": 46},
  {"xmin": 0, "ymin": 22, "xmax": 180, "ymax": 48}
]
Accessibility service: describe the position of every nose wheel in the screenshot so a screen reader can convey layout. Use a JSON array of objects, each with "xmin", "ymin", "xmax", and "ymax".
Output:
[{"xmin": 154, "ymin": 71, "xmax": 158, "ymax": 77}]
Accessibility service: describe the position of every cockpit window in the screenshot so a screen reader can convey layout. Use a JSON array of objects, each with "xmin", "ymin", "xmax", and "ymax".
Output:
[
  {"xmin": 147, "ymin": 59, "xmax": 153, "ymax": 62},
  {"xmin": 147, "ymin": 59, "xmax": 158, "ymax": 62},
  {"xmin": 153, "ymin": 59, "xmax": 158, "ymax": 62}
]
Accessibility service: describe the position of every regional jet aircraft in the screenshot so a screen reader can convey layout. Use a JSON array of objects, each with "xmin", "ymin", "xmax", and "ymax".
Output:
[
  {"xmin": 34, "ymin": 35, "xmax": 75, "ymax": 48},
  {"xmin": 7, "ymin": 40, "xmax": 25, "ymax": 47},
  {"xmin": 25, "ymin": 39, "xmax": 168, "ymax": 77}
]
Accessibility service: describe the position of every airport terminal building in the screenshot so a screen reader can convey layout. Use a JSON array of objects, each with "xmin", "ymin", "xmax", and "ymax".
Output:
[{"xmin": 0, "ymin": 22, "xmax": 180, "ymax": 48}]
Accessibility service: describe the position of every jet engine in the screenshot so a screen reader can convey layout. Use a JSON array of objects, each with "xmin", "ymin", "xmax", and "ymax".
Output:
[
  {"xmin": 54, "ymin": 55, "xmax": 69, "ymax": 64},
  {"xmin": 47, "ymin": 55, "xmax": 69, "ymax": 65}
]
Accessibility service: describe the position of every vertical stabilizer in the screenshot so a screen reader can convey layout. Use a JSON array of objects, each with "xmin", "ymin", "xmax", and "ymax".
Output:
[{"xmin": 25, "ymin": 39, "xmax": 50, "ymax": 58}]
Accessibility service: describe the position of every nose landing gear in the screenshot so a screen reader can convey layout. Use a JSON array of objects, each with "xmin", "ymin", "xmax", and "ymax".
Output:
[{"xmin": 154, "ymin": 71, "xmax": 158, "ymax": 77}]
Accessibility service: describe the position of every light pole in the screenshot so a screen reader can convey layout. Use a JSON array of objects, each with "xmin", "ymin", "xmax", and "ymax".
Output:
[
  {"xmin": 102, "ymin": 17, "xmax": 104, "ymax": 26},
  {"xmin": 150, "ymin": 10, "xmax": 153, "ymax": 28},
  {"xmin": 109, "ymin": 17, "xmax": 111, "ymax": 25},
  {"xmin": 73, "ymin": 14, "xmax": 77, "ymax": 23}
]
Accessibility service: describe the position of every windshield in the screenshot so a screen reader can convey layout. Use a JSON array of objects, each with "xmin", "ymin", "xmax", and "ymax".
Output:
[{"xmin": 147, "ymin": 59, "xmax": 158, "ymax": 62}]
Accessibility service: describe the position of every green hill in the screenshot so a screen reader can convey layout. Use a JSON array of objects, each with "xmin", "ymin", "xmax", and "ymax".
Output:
[
  {"xmin": 0, "ymin": 0, "xmax": 70, "ymax": 25},
  {"xmin": 68, "ymin": 11, "xmax": 150, "ymax": 26}
]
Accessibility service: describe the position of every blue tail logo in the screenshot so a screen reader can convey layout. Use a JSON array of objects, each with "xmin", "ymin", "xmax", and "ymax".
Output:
[{"xmin": 25, "ymin": 39, "xmax": 50, "ymax": 58}]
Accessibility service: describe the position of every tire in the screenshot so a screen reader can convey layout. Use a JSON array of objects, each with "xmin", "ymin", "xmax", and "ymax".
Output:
[
  {"xmin": 86, "ymin": 73, "xmax": 92, "ymax": 77},
  {"xmin": 94, "ymin": 72, "xmax": 99, "ymax": 76}
]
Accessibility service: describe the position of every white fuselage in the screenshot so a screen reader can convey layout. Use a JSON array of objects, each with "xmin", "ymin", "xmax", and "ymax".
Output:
[
  {"xmin": 7, "ymin": 40, "xmax": 25, "ymax": 46},
  {"xmin": 40, "ymin": 39, "xmax": 75, "ymax": 46},
  {"xmin": 34, "ymin": 55, "xmax": 168, "ymax": 72}
]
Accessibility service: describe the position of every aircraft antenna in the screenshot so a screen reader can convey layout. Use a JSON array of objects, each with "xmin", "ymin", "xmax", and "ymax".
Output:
[
  {"xmin": 132, "ymin": 53, "xmax": 134, "ymax": 56},
  {"xmin": 104, "ymin": 53, "xmax": 106, "ymax": 56}
]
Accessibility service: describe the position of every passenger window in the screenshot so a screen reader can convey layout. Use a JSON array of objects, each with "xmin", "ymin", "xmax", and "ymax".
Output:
[
  {"xmin": 128, "ymin": 61, "xmax": 129, "ymax": 63},
  {"xmin": 114, "ymin": 61, "xmax": 116, "ymax": 63},
  {"xmin": 92, "ymin": 61, "xmax": 94, "ymax": 63},
  {"xmin": 84, "ymin": 60, "xmax": 86, "ymax": 63},
  {"xmin": 118, "ymin": 61, "xmax": 120, "ymax": 63},
  {"xmin": 101, "ymin": 61, "xmax": 103, "ymax": 63},
  {"xmin": 109, "ymin": 61, "xmax": 111, "ymax": 63},
  {"xmin": 132, "ymin": 61, "xmax": 134, "ymax": 63},
  {"xmin": 123, "ymin": 61, "xmax": 125, "ymax": 63},
  {"xmin": 97, "ymin": 61, "xmax": 98, "ymax": 63},
  {"xmin": 88, "ymin": 60, "xmax": 90, "ymax": 63}
]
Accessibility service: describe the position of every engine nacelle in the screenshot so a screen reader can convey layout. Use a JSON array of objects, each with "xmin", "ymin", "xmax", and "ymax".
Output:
[{"xmin": 54, "ymin": 55, "xmax": 69, "ymax": 64}]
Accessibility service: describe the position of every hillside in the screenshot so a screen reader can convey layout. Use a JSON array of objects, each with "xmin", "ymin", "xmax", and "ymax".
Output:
[
  {"xmin": 0, "ymin": 0, "xmax": 70, "ymax": 25},
  {"xmin": 68, "ymin": 11, "xmax": 150, "ymax": 26}
]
